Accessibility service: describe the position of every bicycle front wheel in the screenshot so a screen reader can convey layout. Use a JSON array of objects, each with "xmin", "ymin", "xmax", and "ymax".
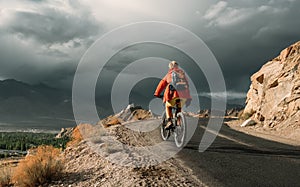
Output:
[
  {"xmin": 160, "ymin": 112, "xmax": 170, "ymax": 141},
  {"xmin": 174, "ymin": 112, "xmax": 186, "ymax": 148}
]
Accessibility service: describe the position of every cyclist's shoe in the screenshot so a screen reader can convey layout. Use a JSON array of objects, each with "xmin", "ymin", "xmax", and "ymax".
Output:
[{"xmin": 165, "ymin": 120, "xmax": 174, "ymax": 130}]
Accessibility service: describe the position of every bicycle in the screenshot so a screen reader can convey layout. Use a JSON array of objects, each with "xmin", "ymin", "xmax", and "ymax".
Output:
[{"xmin": 160, "ymin": 99, "xmax": 187, "ymax": 148}]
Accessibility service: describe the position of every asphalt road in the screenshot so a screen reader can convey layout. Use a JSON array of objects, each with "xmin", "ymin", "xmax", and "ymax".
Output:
[
  {"xmin": 176, "ymin": 117, "xmax": 300, "ymax": 187},
  {"xmin": 124, "ymin": 116, "xmax": 300, "ymax": 186}
]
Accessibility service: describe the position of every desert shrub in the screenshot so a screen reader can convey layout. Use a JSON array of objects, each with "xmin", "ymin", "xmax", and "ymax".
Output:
[
  {"xmin": 66, "ymin": 125, "xmax": 84, "ymax": 147},
  {"xmin": 237, "ymin": 109, "xmax": 245, "ymax": 119},
  {"xmin": 241, "ymin": 112, "xmax": 252, "ymax": 120},
  {"xmin": 238, "ymin": 109, "xmax": 255, "ymax": 120},
  {"xmin": 12, "ymin": 145, "xmax": 63, "ymax": 186},
  {"xmin": 0, "ymin": 167, "xmax": 12, "ymax": 187}
]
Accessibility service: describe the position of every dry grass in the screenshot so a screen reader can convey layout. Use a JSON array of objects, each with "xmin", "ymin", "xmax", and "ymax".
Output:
[
  {"xmin": 12, "ymin": 145, "xmax": 63, "ymax": 187},
  {"xmin": 66, "ymin": 125, "xmax": 83, "ymax": 147},
  {"xmin": 0, "ymin": 167, "xmax": 12, "ymax": 187}
]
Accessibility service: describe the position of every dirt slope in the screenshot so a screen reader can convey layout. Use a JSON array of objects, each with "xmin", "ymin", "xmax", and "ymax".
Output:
[{"xmin": 49, "ymin": 125, "xmax": 205, "ymax": 187}]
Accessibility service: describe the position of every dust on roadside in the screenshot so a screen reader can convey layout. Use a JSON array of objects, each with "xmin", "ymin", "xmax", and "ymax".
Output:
[{"xmin": 225, "ymin": 119, "xmax": 300, "ymax": 146}]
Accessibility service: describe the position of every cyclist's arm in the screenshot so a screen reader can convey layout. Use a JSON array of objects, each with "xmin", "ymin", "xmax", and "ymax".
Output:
[{"xmin": 154, "ymin": 78, "xmax": 168, "ymax": 97}]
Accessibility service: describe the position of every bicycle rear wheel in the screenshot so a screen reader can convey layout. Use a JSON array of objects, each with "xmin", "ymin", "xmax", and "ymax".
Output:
[
  {"xmin": 174, "ymin": 112, "xmax": 186, "ymax": 148},
  {"xmin": 160, "ymin": 112, "xmax": 170, "ymax": 141}
]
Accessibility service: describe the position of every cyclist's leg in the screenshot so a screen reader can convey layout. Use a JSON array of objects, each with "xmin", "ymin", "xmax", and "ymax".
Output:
[
  {"xmin": 165, "ymin": 106, "xmax": 173, "ymax": 120},
  {"xmin": 165, "ymin": 99, "xmax": 177, "ymax": 129},
  {"xmin": 175, "ymin": 98, "xmax": 186, "ymax": 125},
  {"xmin": 166, "ymin": 99, "xmax": 176, "ymax": 119},
  {"xmin": 175, "ymin": 98, "xmax": 186, "ymax": 113}
]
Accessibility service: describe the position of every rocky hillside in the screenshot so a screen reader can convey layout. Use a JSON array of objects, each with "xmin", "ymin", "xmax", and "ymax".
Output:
[
  {"xmin": 47, "ymin": 104, "xmax": 203, "ymax": 186},
  {"xmin": 244, "ymin": 41, "xmax": 300, "ymax": 132}
]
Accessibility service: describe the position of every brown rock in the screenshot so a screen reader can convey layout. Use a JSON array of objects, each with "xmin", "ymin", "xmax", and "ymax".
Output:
[
  {"xmin": 55, "ymin": 127, "xmax": 75, "ymax": 138},
  {"xmin": 127, "ymin": 109, "xmax": 153, "ymax": 121},
  {"xmin": 244, "ymin": 41, "xmax": 300, "ymax": 128},
  {"xmin": 101, "ymin": 116, "xmax": 122, "ymax": 128},
  {"xmin": 100, "ymin": 104, "xmax": 155, "ymax": 128}
]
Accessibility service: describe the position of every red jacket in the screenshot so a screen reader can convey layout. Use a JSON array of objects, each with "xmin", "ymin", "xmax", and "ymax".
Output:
[{"xmin": 154, "ymin": 67, "xmax": 192, "ymax": 103}]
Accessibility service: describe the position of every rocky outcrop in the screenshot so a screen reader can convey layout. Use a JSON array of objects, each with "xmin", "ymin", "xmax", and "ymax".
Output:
[
  {"xmin": 114, "ymin": 104, "xmax": 154, "ymax": 121},
  {"xmin": 244, "ymin": 41, "xmax": 300, "ymax": 129},
  {"xmin": 101, "ymin": 104, "xmax": 155, "ymax": 128},
  {"xmin": 55, "ymin": 127, "xmax": 75, "ymax": 138}
]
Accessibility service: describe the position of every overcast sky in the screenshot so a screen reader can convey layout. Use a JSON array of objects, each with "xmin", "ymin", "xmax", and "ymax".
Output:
[{"xmin": 0, "ymin": 0, "xmax": 300, "ymax": 98}]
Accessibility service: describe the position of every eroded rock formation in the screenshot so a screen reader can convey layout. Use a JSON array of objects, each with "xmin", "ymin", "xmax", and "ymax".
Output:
[{"xmin": 244, "ymin": 41, "xmax": 300, "ymax": 128}]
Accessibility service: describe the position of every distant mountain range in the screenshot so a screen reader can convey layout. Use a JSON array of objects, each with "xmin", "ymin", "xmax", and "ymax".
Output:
[
  {"xmin": 0, "ymin": 79, "xmax": 74, "ymax": 131},
  {"xmin": 0, "ymin": 79, "xmax": 72, "ymax": 119},
  {"xmin": 0, "ymin": 79, "xmax": 245, "ymax": 131}
]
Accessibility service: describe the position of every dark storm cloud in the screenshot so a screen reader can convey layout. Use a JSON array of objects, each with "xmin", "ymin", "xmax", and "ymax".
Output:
[
  {"xmin": 199, "ymin": 0, "xmax": 300, "ymax": 92},
  {"xmin": 0, "ymin": 0, "xmax": 299, "ymax": 98},
  {"xmin": 2, "ymin": 0, "xmax": 100, "ymax": 44},
  {"xmin": 0, "ymin": 0, "xmax": 102, "ymax": 88},
  {"xmin": 88, "ymin": 0, "xmax": 300, "ymax": 98},
  {"xmin": 7, "ymin": 8, "xmax": 99, "ymax": 44},
  {"xmin": 0, "ymin": 32, "xmax": 75, "ymax": 87}
]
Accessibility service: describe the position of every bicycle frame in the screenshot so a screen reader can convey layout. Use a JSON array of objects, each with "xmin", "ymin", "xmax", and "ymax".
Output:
[{"xmin": 160, "ymin": 102, "xmax": 187, "ymax": 148}]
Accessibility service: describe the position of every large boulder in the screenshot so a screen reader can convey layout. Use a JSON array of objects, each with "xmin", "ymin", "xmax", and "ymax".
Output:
[{"xmin": 244, "ymin": 41, "xmax": 300, "ymax": 128}]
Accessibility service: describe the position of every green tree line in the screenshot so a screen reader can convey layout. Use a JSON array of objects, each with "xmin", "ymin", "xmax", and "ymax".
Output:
[{"xmin": 0, "ymin": 132, "xmax": 70, "ymax": 152}]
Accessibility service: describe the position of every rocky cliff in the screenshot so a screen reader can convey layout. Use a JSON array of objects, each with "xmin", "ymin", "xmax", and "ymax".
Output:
[{"xmin": 244, "ymin": 41, "xmax": 300, "ymax": 130}]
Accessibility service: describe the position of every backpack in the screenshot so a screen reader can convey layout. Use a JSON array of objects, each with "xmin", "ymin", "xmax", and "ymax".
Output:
[{"xmin": 170, "ymin": 70, "xmax": 188, "ymax": 91}]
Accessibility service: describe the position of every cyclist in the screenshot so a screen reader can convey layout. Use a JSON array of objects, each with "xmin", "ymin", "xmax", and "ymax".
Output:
[{"xmin": 154, "ymin": 61, "xmax": 192, "ymax": 129}]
